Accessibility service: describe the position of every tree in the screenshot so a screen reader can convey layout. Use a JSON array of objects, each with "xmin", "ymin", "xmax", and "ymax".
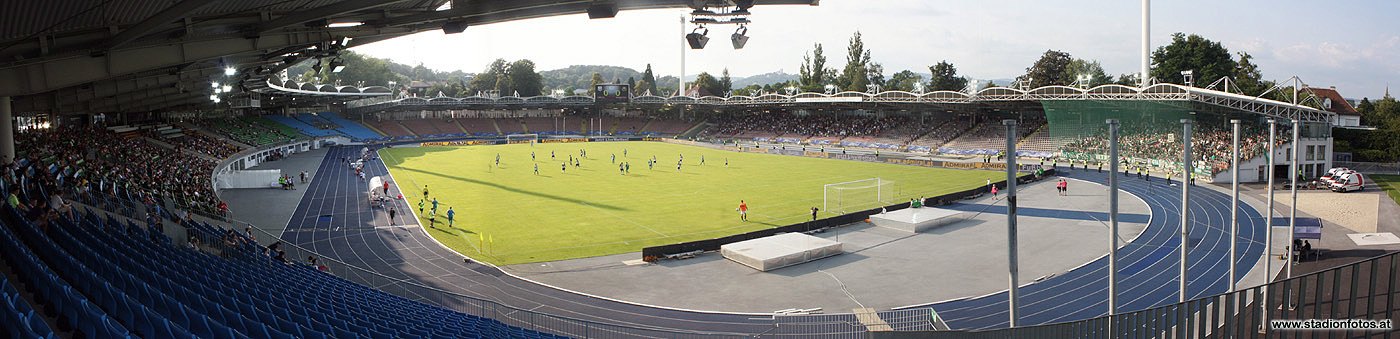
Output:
[
  {"xmin": 508, "ymin": 59, "xmax": 543, "ymax": 96},
  {"xmin": 798, "ymin": 43, "xmax": 834, "ymax": 92},
  {"xmin": 1357, "ymin": 97, "xmax": 1375, "ymax": 125},
  {"xmin": 641, "ymin": 64, "xmax": 659, "ymax": 95},
  {"xmin": 692, "ymin": 72, "xmax": 723, "ymax": 97},
  {"xmin": 720, "ymin": 69, "xmax": 733, "ymax": 96},
  {"xmin": 1114, "ymin": 73, "xmax": 1140, "ymax": 86},
  {"xmin": 866, "ymin": 62, "xmax": 885, "ymax": 90},
  {"xmin": 589, "ymin": 72, "xmax": 604, "ymax": 91},
  {"xmin": 836, "ymin": 31, "xmax": 873, "ymax": 92},
  {"xmin": 927, "ymin": 61, "xmax": 969, "ymax": 91},
  {"xmin": 468, "ymin": 59, "xmax": 510, "ymax": 95},
  {"xmin": 1061, "ymin": 59, "xmax": 1112, "ymax": 87},
  {"xmin": 887, "ymin": 70, "xmax": 923, "ymax": 92},
  {"xmin": 1150, "ymin": 33, "xmax": 1236, "ymax": 86},
  {"xmin": 1016, "ymin": 50, "xmax": 1073, "ymax": 87},
  {"xmin": 1232, "ymin": 51, "xmax": 1268, "ymax": 95}
]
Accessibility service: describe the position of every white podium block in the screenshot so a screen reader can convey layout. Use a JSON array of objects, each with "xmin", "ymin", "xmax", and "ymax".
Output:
[
  {"xmin": 869, "ymin": 207, "xmax": 965, "ymax": 233},
  {"xmin": 721, "ymin": 233, "xmax": 843, "ymax": 271}
]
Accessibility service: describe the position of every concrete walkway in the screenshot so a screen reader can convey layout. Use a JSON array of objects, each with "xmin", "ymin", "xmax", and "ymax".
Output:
[{"xmin": 505, "ymin": 177, "xmax": 1150, "ymax": 313}]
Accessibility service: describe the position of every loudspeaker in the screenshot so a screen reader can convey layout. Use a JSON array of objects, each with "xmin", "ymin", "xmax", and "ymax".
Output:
[
  {"xmin": 587, "ymin": 3, "xmax": 618, "ymax": 19},
  {"xmin": 442, "ymin": 20, "xmax": 468, "ymax": 34}
]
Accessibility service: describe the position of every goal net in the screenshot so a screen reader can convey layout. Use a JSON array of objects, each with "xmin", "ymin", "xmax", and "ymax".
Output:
[
  {"xmin": 506, "ymin": 134, "xmax": 539, "ymax": 145},
  {"xmin": 823, "ymin": 178, "xmax": 896, "ymax": 214}
]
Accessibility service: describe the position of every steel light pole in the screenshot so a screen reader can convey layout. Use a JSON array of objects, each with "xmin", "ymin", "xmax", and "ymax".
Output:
[
  {"xmin": 1229, "ymin": 119, "xmax": 1240, "ymax": 291},
  {"xmin": 1003, "ymin": 119, "xmax": 1020, "ymax": 327},
  {"xmin": 1179, "ymin": 119, "xmax": 1192, "ymax": 302},
  {"xmin": 1288, "ymin": 120, "xmax": 1300, "ymax": 279},
  {"xmin": 1107, "ymin": 119, "xmax": 1121, "ymax": 317},
  {"xmin": 1263, "ymin": 119, "xmax": 1276, "ymax": 326}
]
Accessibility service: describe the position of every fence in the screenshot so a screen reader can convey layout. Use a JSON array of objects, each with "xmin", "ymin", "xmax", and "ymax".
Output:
[
  {"xmin": 885, "ymin": 250, "xmax": 1399, "ymax": 338},
  {"xmin": 1335, "ymin": 161, "xmax": 1400, "ymax": 175}
]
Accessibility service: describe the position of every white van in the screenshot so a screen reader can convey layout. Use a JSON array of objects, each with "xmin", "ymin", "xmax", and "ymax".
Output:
[
  {"xmin": 1330, "ymin": 172, "xmax": 1365, "ymax": 192},
  {"xmin": 1320, "ymin": 167, "xmax": 1349, "ymax": 185}
]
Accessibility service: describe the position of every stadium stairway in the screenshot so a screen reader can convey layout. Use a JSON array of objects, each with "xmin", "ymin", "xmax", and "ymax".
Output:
[
  {"xmin": 490, "ymin": 119, "xmax": 503, "ymax": 136},
  {"xmin": 396, "ymin": 121, "xmax": 419, "ymax": 137},
  {"xmin": 677, "ymin": 121, "xmax": 710, "ymax": 139},
  {"xmin": 451, "ymin": 119, "xmax": 470, "ymax": 135}
]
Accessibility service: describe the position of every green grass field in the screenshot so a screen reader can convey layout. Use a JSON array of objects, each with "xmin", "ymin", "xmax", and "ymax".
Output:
[
  {"xmin": 380, "ymin": 141, "xmax": 1003, "ymax": 265},
  {"xmin": 1374, "ymin": 174, "xmax": 1400, "ymax": 205}
]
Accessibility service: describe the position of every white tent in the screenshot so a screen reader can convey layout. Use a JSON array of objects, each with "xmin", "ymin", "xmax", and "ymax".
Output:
[{"xmin": 368, "ymin": 176, "xmax": 383, "ymax": 196}]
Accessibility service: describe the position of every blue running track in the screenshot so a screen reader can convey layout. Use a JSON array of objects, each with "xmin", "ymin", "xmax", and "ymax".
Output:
[{"xmin": 282, "ymin": 146, "xmax": 1268, "ymax": 334}]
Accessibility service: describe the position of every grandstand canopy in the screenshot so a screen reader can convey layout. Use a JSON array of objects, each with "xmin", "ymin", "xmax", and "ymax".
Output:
[{"xmin": 0, "ymin": 0, "xmax": 818, "ymax": 114}]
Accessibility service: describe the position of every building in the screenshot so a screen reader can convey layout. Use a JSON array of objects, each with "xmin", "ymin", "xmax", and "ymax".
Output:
[{"xmin": 1307, "ymin": 86, "xmax": 1361, "ymax": 127}]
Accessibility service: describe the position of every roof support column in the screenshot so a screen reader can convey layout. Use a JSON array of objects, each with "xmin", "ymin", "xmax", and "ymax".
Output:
[{"xmin": 0, "ymin": 96, "xmax": 13, "ymax": 164}]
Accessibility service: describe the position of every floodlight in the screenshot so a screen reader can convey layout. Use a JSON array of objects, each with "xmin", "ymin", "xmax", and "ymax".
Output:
[
  {"xmin": 224, "ymin": 66, "xmax": 236, "ymax": 76},
  {"xmin": 686, "ymin": 27, "xmax": 709, "ymax": 49},
  {"xmin": 222, "ymin": 85, "xmax": 232, "ymax": 93},
  {"xmin": 730, "ymin": 26, "xmax": 748, "ymax": 49},
  {"xmin": 211, "ymin": 81, "xmax": 219, "ymax": 89}
]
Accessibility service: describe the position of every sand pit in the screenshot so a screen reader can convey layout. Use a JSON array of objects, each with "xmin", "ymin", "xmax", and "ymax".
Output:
[{"xmin": 1274, "ymin": 191, "xmax": 1379, "ymax": 233}]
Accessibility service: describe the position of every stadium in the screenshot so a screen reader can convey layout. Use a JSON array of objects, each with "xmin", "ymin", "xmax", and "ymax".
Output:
[{"xmin": 1, "ymin": 1, "xmax": 1398, "ymax": 339}]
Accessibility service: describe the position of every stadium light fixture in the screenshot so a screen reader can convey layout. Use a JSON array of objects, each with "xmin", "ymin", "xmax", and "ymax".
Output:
[
  {"xmin": 222, "ymin": 85, "xmax": 232, "ymax": 93},
  {"xmin": 211, "ymin": 81, "xmax": 219, "ymax": 89},
  {"xmin": 224, "ymin": 66, "xmax": 236, "ymax": 76},
  {"xmin": 1180, "ymin": 70, "xmax": 1194, "ymax": 87},
  {"xmin": 210, "ymin": 94, "xmax": 218, "ymax": 101},
  {"xmin": 686, "ymin": 27, "xmax": 709, "ymax": 49},
  {"xmin": 327, "ymin": 22, "xmax": 362, "ymax": 28},
  {"xmin": 730, "ymin": 25, "xmax": 749, "ymax": 49}
]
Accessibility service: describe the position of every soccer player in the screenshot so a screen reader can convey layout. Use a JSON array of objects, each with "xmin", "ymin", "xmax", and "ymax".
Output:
[
  {"xmin": 725, "ymin": 158, "xmax": 729, "ymax": 167},
  {"xmin": 676, "ymin": 160, "xmax": 682, "ymax": 172},
  {"xmin": 417, "ymin": 199, "xmax": 425, "ymax": 215},
  {"xmin": 551, "ymin": 150, "xmax": 555, "ymax": 160},
  {"xmin": 618, "ymin": 163, "xmax": 624, "ymax": 175},
  {"xmin": 495, "ymin": 153, "xmax": 500, "ymax": 166},
  {"xmin": 446, "ymin": 207, "xmax": 456, "ymax": 228},
  {"xmin": 611, "ymin": 154, "xmax": 616, "ymax": 164},
  {"xmin": 737, "ymin": 200, "xmax": 748, "ymax": 221},
  {"xmin": 700, "ymin": 155, "xmax": 705, "ymax": 165},
  {"xmin": 623, "ymin": 148, "xmax": 627, "ymax": 157},
  {"xmin": 574, "ymin": 159, "xmax": 579, "ymax": 168},
  {"xmin": 648, "ymin": 160, "xmax": 654, "ymax": 170},
  {"xmin": 532, "ymin": 151, "xmax": 536, "ymax": 161},
  {"xmin": 431, "ymin": 198, "xmax": 439, "ymax": 216},
  {"xmin": 534, "ymin": 163, "xmax": 539, "ymax": 175},
  {"xmin": 562, "ymin": 162, "xmax": 567, "ymax": 173},
  {"xmin": 422, "ymin": 185, "xmax": 429, "ymax": 199},
  {"xmin": 624, "ymin": 162, "xmax": 630, "ymax": 174}
]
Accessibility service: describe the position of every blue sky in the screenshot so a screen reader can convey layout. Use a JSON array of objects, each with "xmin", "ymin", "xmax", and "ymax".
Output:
[{"xmin": 353, "ymin": 0, "xmax": 1399, "ymax": 99}]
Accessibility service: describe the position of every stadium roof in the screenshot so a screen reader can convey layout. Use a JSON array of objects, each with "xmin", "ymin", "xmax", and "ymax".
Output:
[
  {"xmin": 345, "ymin": 83, "xmax": 1338, "ymax": 123},
  {"xmin": 0, "ymin": 0, "xmax": 818, "ymax": 113}
]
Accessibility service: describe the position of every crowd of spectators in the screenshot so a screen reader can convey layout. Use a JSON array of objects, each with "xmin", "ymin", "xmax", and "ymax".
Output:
[
  {"xmin": 177, "ymin": 132, "xmax": 241, "ymax": 159},
  {"xmin": 706, "ymin": 112, "xmax": 906, "ymax": 139},
  {"xmin": 14, "ymin": 126, "xmax": 226, "ymax": 218},
  {"xmin": 1059, "ymin": 121, "xmax": 1283, "ymax": 174}
]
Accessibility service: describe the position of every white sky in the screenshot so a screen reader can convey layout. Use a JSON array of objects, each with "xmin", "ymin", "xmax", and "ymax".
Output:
[{"xmin": 353, "ymin": 0, "xmax": 1400, "ymax": 99}]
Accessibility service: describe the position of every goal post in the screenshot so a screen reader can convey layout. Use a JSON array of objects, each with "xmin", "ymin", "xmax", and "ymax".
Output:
[
  {"xmin": 506, "ymin": 133, "xmax": 539, "ymax": 145},
  {"xmin": 823, "ymin": 178, "xmax": 896, "ymax": 214}
]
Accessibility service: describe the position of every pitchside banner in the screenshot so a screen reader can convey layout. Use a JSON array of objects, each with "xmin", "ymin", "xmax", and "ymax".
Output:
[
  {"xmin": 421, "ymin": 140, "xmax": 494, "ymax": 146},
  {"xmin": 540, "ymin": 138, "xmax": 588, "ymax": 144},
  {"xmin": 886, "ymin": 158, "xmax": 943, "ymax": 167},
  {"xmin": 803, "ymin": 151, "xmax": 828, "ymax": 158}
]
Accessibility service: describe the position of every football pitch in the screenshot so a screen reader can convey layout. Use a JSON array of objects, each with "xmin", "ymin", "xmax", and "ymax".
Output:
[{"xmin": 380, "ymin": 141, "xmax": 1004, "ymax": 265}]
